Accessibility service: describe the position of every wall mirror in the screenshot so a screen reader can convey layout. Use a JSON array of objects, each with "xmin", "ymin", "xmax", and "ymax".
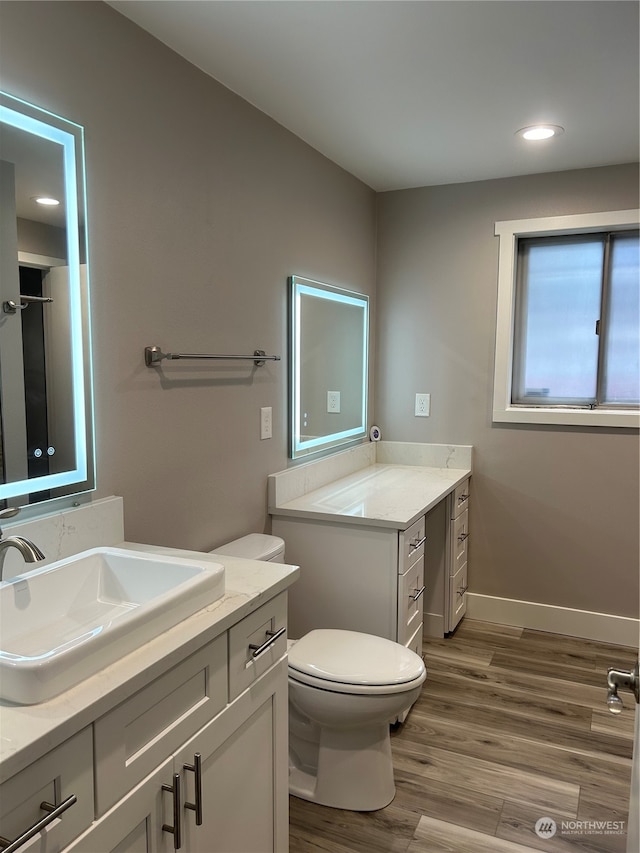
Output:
[
  {"xmin": 289, "ymin": 275, "xmax": 369, "ymax": 459},
  {"xmin": 0, "ymin": 91, "xmax": 93, "ymax": 507}
]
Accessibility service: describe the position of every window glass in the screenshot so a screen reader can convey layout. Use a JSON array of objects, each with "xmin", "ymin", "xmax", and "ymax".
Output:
[
  {"xmin": 514, "ymin": 237, "xmax": 603, "ymax": 404},
  {"xmin": 603, "ymin": 232, "xmax": 640, "ymax": 404}
]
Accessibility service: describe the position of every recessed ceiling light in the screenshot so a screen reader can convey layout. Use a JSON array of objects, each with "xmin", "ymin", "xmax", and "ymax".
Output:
[
  {"xmin": 516, "ymin": 125, "xmax": 565, "ymax": 141},
  {"xmin": 33, "ymin": 196, "xmax": 60, "ymax": 206}
]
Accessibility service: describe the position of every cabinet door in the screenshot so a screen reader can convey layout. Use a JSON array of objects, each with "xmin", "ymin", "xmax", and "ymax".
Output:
[
  {"xmin": 397, "ymin": 556, "xmax": 425, "ymax": 646},
  {"xmin": 451, "ymin": 479, "xmax": 470, "ymax": 518},
  {"xmin": 399, "ymin": 516, "xmax": 426, "ymax": 570},
  {"xmin": 0, "ymin": 728, "xmax": 93, "ymax": 853},
  {"xmin": 176, "ymin": 658, "xmax": 289, "ymax": 853},
  {"xmin": 451, "ymin": 507, "xmax": 469, "ymax": 575},
  {"xmin": 94, "ymin": 634, "xmax": 227, "ymax": 816},
  {"xmin": 64, "ymin": 759, "xmax": 174, "ymax": 853},
  {"xmin": 448, "ymin": 562, "xmax": 468, "ymax": 631}
]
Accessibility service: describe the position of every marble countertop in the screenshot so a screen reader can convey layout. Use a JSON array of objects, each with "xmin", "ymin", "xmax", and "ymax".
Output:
[
  {"xmin": 0, "ymin": 542, "xmax": 299, "ymax": 784},
  {"xmin": 270, "ymin": 463, "xmax": 471, "ymax": 528}
]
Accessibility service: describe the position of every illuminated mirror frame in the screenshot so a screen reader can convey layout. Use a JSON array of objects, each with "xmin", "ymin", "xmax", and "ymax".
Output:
[
  {"xmin": 290, "ymin": 276, "xmax": 369, "ymax": 459},
  {"xmin": 0, "ymin": 92, "xmax": 94, "ymax": 504}
]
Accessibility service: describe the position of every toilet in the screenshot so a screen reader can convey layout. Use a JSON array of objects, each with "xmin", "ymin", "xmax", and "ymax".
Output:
[{"xmin": 212, "ymin": 533, "xmax": 427, "ymax": 812}]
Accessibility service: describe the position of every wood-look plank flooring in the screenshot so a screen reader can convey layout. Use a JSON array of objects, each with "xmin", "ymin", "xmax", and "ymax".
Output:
[{"xmin": 289, "ymin": 620, "xmax": 636, "ymax": 853}]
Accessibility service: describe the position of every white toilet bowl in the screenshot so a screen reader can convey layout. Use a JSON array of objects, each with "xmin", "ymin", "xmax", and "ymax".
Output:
[
  {"xmin": 287, "ymin": 629, "xmax": 426, "ymax": 811},
  {"xmin": 213, "ymin": 534, "xmax": 427, "ymax": 812}
]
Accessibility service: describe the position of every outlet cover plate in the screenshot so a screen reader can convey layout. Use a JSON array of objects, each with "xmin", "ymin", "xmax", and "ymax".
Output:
[
  {"xmin": 327, "ymin": 391, "xmax": 341, "ymax": 413},
  {"xmin": 415, "ymin": 393, "xmax": 430, "ymax": 417}
]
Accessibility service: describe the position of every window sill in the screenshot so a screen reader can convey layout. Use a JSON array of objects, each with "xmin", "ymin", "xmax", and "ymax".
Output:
[{"xmin": 493, "ymin": 405, "xmax": 640, "ymax": 428}]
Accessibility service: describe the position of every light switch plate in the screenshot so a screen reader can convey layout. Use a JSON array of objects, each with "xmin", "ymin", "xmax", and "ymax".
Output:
[{"xmin": 260, "ymin": 407, "xmax": 272, "ymax": 439}]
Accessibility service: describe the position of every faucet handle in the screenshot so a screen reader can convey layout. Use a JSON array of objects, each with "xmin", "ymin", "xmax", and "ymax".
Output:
[
  {"xmin": 0, "ymin": 507, "xmax": 20, "ymax": 536},
  {"xmin": 0, "ymin": 507, "xmax": 21, "ymax": 520}
]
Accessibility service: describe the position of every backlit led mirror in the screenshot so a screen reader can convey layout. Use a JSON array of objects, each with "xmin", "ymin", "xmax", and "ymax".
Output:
[
  {"xmin": 289, "ymin": 276, "xmax": 369, "ymax": 459},
  {"xmin": 0, "ymin": 92, "xmax": 93, "ymax": 506}
]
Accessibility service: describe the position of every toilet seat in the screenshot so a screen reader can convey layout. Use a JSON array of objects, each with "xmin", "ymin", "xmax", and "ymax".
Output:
[{"xmin": 288, "ymin": 629, "xmax": 426, "ymax": 696}]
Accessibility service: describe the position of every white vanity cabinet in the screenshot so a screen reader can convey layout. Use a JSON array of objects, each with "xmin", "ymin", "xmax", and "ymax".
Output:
[
  {"xmin": 272, "ymin": 515, "xmax": 426, "ymax": 652},
  {"xmin": 0, "ymin": 588, "xmax": 291, "ymax": 853},
  {"xmin": 269, "ymin": 456, "xmax": 472, "ymax": 645}
]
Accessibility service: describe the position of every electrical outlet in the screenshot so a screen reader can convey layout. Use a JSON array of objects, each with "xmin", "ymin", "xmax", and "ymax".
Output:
[
  {"xmin": 327, "ymin": 390, "xmax": 341, "ymax": 413},
  {"xmin": 415, "ymin": 393, "xmax": 430, "ymax": 417},
  {"xmin": 260, "ymin": 406, "xmax": 272, "ymax": 439}
]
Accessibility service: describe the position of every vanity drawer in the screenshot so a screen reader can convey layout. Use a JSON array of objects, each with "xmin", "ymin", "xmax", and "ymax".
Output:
[
  {"xmin": 400, "ymin": 515, "xmax": 426, "ymax": 571},
  {"xmin": 451, "ymin": 508, "xmax": 469, "ymax": 574},
  {"xmin": 397, "ymin": 557, "xmax": 425, "ymax": 645},
  {"xmin": 448, "ymin": 562, "xmax": 468, "ymax": 630},
  {"xmin": 0, "ymin": 727, "xmax": 94, "ymax": 851},
  {"xmin": 451, "ymin": 479, "xmax": 470, "ymax": 519},
  {"xmin": 405, "ymin": 620, "xmax": 424, "ymax": 658},
  {"xmin": 94, "ymin": 633, "xmax": 227, "ymax": 816},
  {"xmin": 229, "ymin": 592, "xmax": 288, "ymax": 701}
]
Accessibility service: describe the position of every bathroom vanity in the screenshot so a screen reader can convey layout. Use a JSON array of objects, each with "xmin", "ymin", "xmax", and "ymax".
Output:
[
  {"xmin": 269, "ymin": 441, "xmax": 472, "ymax": 647},
  {"xmin": 0, "ymin": 543, "xmax": 298, "ymax": 853}
]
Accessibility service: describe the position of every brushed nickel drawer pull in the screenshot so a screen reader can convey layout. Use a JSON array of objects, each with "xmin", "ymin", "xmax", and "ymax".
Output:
[
  {"xmin": 0, "ymin": 794, "xmax": 77, "ymax": 852},
  {"xmin": 457, "ymin": 585, "xmax": 469, "ymax": 597},
  {"xmin": 411, "ymin": 585, "xmax": 426, "ymax": 602},
  {"xmin": 457, "ymin": 532, "xmax": 470, "ymax": 542},
  {"xmin": 457, "ymin": 493, "xmax": 469, "ymax": 504},
  {"xmin": 162, "ymin": 773, "xmax": 182, "ymax": 850},
  {"xmin": 249, "ymin": 625, "xmax": 286, "ymax": 659},
  {"xmin": 409, "ymin": 535, "xmax": 427, "ymax": 551},
  {"xmin": 184, "ymin": 753, "xmax": 203, "ymax": 826}
]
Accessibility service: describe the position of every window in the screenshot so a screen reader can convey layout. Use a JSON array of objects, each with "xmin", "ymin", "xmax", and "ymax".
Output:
[{"xmin": 493, "ymin": 210, "xmax": 640, "ymax": 427}]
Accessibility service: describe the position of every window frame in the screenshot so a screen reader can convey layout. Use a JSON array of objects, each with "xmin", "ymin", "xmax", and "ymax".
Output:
[{"xmin": 493, "ymin": 209, "xmax": 640, "ymax": 428}]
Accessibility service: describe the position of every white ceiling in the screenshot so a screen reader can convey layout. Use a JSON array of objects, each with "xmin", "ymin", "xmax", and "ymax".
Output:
[{"xmin": 108, "ymin": 0, "xmax": 639, "ymax": 192}]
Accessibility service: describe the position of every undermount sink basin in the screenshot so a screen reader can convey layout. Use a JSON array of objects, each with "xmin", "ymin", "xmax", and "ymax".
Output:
[{"xmin": 0, "ymin": 547, "xmax": 225, "ymax": 705}]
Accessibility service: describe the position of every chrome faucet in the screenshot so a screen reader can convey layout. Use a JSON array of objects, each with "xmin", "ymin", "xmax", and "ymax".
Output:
[{"xmin": 0, "ymin": 507, "xmax": 45, "ymax": 581}]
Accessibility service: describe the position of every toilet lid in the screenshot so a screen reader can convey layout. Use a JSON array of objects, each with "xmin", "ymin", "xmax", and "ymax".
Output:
[{"xmin": 288, "ymin": 629, "xmax": 425, "ymax": 688}]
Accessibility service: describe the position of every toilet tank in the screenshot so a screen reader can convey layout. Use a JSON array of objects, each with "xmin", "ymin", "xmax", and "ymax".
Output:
[{"xmin": 212, "ymin": 533, "xmax": 285, "ymax": 563}]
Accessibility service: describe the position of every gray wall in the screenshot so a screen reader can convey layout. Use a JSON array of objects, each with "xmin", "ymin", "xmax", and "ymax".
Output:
[
  {"xmin": 376, "ymin": 165, "xmax": 639, "ymax": 619},
  {"xmin": 0, "ymin": 1, "xmax": 376, "ymax": 550},
  {"xmin": 2, "ymin": 2, "xmax": 637, "ymax": 622}
]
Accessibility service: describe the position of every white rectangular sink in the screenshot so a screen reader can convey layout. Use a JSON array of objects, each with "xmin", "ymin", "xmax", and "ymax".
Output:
[{"xmin": 0, "ymin": 547, "xmax": 225, "ymax": 705}]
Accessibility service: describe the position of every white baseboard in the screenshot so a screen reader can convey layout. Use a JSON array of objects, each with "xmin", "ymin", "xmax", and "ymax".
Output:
[{"xmin": 466, "ymin": 593, "xmax": 639, "ymax": 648}]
